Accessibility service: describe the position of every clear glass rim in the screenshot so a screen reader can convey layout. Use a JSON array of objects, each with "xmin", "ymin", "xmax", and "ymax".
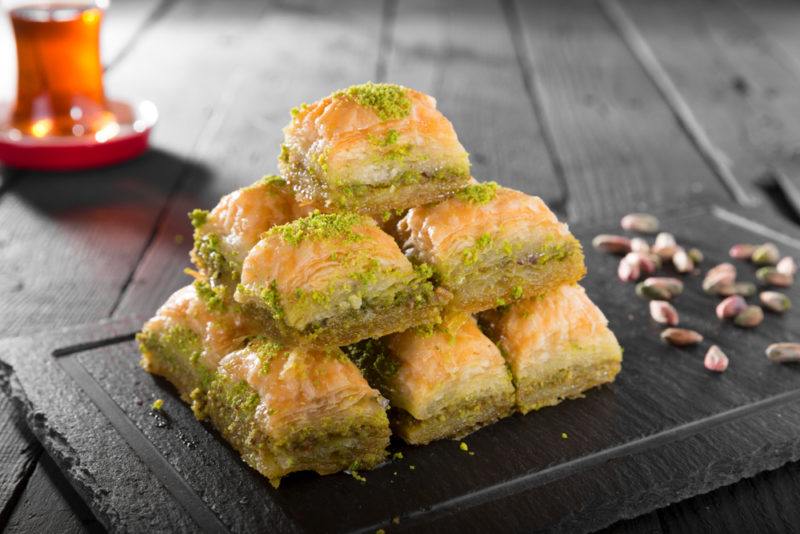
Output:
[{"xmin": 2, "ymin": 0, "xmax": 109, "ymax": 11}]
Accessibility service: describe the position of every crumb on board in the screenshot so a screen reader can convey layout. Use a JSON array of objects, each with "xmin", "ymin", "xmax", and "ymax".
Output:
[
  {"xmin": 561, "ymin": 432, "xmax": 568, "ymax": 439},
  {"xmin": 409, "ymin": 465, "xmax": 415, "ymax": 470},
  {"xmin": 459, "ymin": 442, "xmax": 469, "ymax": 452},
  {"xmin": 392, "ymin": 451, "xmax": 404, "ymax": 460},
  {"xmin": 151, "ymin": 399, "xmax": 164, "ymax": 411},
  {"xmin": 392, "ymin": 516, "xmax": 400, "ymax": 525}
]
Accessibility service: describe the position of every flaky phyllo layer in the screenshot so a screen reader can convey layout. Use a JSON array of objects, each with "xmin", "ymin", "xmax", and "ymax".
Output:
[
  {"xmin": 345, "ymin": 313, "xmax": 514, "ymax": 444},
  {"xmin": 189, "ymin": 176, "xmax": 313, "ymax": 301},
  {"xmin": 235, "ymin": 211, "xmax": 449, "ymax": 346},
  {"xmin": 481, "ymin": 284, "xmax": 622, "ymax": 414},
  {"xmin": 137, "ymin": 285, "xmax": 390, "ymax": 487},
  {"xmin": 397, "ymin": 182, "xmax": 586, "ymax": 313},
  {"xmin": 137, "ymin": 283, "xmax": 258, "ymax": 412},
  {"xmin": 279, "ymin": 83, "xmax": 471, "ymax": 214},
  {"xmin": 207, "ymin": 340, "xmax": 390, "ymax": 486}
]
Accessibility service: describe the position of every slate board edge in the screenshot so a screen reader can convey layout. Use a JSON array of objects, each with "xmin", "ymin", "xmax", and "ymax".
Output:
[
  {"xmin": 0, "ymin": 358, "xmax": 116, "ymax": 532},
  {"xmin": 0, "ymin": 317, "xmax": 150, "ymax": 533},
  {"xmin": 6, "ymin": 331, "xmax": 800, "ymax": 534}
]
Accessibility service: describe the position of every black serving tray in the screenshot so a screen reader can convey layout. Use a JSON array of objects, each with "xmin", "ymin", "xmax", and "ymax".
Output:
[{"xmin": 2, "ymin": 204, "xmax": 800, "ymax": 533}]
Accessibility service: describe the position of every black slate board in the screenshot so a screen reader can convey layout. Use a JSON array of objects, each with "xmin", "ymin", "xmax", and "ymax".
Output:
[{"xmin": 2, "ymin": 204, "xmax": 800, "ymax": 534}]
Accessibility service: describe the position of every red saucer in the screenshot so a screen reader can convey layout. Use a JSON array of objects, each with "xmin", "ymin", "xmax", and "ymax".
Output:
[{"xmin": 0, "ymin": 99, "xmax": 158, "ymax": 171}]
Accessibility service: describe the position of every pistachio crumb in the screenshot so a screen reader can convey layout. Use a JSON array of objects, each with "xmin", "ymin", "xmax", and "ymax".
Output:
[
  {"xmin": 392, "ymin": 516, "xmax": 400, "ymax": 525},
  {"xmin": 561, "ymin": 432, "xmax": 568, "ymax": 439},
  {"xmin": 151, "ymin": 399, "xmax": 164, "ymax": 411},
  {"xmin": 189, "ymin": 208, "xmax": 208, "ymax": 229},
  {"xmin": 456, "ymin": 181, "xmax": 498, "ymax": 204},
  {"xmin": 409, "ymin": 465, "xmax": 416, "ymax": 470},
  {"xmin": 335, "ymin": 82, "xmax": 411, "ymax": 121},
  {"xmin": 392, "ymin": 451, "xmax": 404, "ymax": 460},
  {"xmin": 459, "ymin": 442, "xmax": 469, "ymax": 452}
]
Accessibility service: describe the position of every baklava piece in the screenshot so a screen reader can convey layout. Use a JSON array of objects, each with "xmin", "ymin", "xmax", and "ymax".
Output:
[
  {"xmin": 346, "ymin": 313, "xmax": 515, "ymax": 444},
  {"xmin": 481, "ymin": 284, "xmax": 622, "ymax": 414},
  {"xmin": 137, "ymin": 283, "xmax": 257, "ymax": 416},
  {"xmin": 235, "ymin": 211, "xmax": 450, "ymax": 347},
  {"xmin": 189, "ymin": 175, "xmax": 312, "ymax": 300},
  {"xmin": 397, "ymin": 181, "xmax": 585, "ymax": 313},
  {"xmin": 279, "ymin": 82, "xmax": 471, "ymax": 214},
  {"xmin": 206, "ymin": 339, "xmax": 390, "ymax": 487}
]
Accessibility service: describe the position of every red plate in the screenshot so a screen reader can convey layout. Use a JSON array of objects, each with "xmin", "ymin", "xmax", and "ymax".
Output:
[{"xmin": 0, "ymin": 99, "xmax": 157, "ymax": 171}]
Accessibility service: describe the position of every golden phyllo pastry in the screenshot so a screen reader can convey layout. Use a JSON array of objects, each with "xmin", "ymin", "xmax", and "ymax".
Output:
[
  {"xmin": 137, "ymin": 283, "xmax": 257, "ymax": 416},
  {"xmin": 235, "ymin": 211, "xmax": 450, "ymax": 347},
  {"xmin": 346, "ymin": 313, "xmax": 515, "ymax": 445},
  {"xmin": 279, "ymin": 82, "xmax": 471, "ymax": 214},
  {"xmin": 189, "ymin": 175, "xmax": 312, "ymax": 300},
  {"xmin": 397, "ymin": 182, "xmax": 585, "ymax": 313},
  {"xmin": 481, "ymin": 284, "xmax": 622, "ymax": 414},
  {"xmin": 206, "ymin": 339, "xmax": 390, "ymax": 487}
]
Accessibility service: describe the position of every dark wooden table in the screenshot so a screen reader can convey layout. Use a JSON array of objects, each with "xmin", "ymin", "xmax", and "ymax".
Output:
[{"xmin": 2, "ymin": 0, "xmax": 800, "ymax": 532}]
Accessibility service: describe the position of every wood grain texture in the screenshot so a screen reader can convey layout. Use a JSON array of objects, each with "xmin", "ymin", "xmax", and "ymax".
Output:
[
  {"xmin": 5, "ymin": 205, "xmax": 800, "ymax": 533},
  {"xmin": 0, "ymin": 0, "xmax": 272, "ymax": 529},
  {"xmin": 383, "ymin": 0, "xmax": 564, "ymax": 210},
  {"xmin": 511, "ymin": 0, "xmax": 731, "ymax": 222},
  {"xmin": 606, "ymin": 0, "xmax": 800, "ymax": 213},
  {"xmin": 113, "ymin": 0, "xmax": 388, "ymax": 318}
]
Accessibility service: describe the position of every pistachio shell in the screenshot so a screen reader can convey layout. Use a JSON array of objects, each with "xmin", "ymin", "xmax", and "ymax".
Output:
[
  {"xmin": 649, "ymin": 300, "xmax": 679, "ymax": 326},
  {"xmin": 592, "ymin": 234, "xmax": 632, "ymax": 255},
  {"xmin": 704, "ymin": 345, "xmax": 729, "ymax": 372},
  {"xmin": 751, "ymin": 243, "xmax": 780, "ymax": 265},
  {"xmin": 733, "ymin": 305, "xmax": 764, "ymax": 328},
  {"xmin": 766, "ymin": 343, "xmax": 800, "ymax": 363},
  {"xmin": 621, "ymin": 213, "xmax": 660, "ymax": 234},
  {"xmin": 729, "ymin": 244, "xmax": 756, "ymax": 260},
  {"xmin": 660, "ymin": 328, "xmax": 703, "ymax": 346},
  {"xmin": 759, "ymin": 291, "xmax": 791, "ymax": 313}
]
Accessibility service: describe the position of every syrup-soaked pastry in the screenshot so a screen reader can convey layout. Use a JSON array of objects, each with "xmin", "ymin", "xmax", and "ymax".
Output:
[
  {"xmin": 279, "ymin": 82, "xmax": 471, "ymax": 215},
  {"xmin": 137, "ymin": 283, "xmax": 258, "ymax": 416},
  {"xmin": 481, "ymin": 284, "xmax": 622, "ymax": 414},
  {"xmin": 397, "ymin": 181, "xmax": 585, "ymax": 314},
  {"xmin": 206, "ymin": 339, "xmax": 390, "ymax": 487},
  {"xmin": 346, "ymin": 312, "xmax": 514, "ymax": 444},
  {"xmin": 235, "ymin": 211, "xmax": 450, "ymax": 347},
  {"xmin": 189, "ymin": 175, "xmax": 313, "ymax": 301}
]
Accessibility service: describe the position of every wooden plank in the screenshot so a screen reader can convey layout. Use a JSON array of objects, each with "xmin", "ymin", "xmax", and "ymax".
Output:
[
  {"xmin": 604, "ymin": 0, "xmax": 800, "ymax": 216},
  {"xmin": 0, "ymin": 0, "xmax": 272, "ymax": 528},
  {"xmin": 5, "ymin": 204, "xmax": 800, "ymax": 532},
  {"xmin": 113, "ymin": 0, "xmax": 388, "ymax": 318},
  {"xmin": 383, "ymin": 0, "xmax": 564, "ymax": 210},
  {"xmin": 510, "ymin": 0, "xmax": 732, "ymax": 222},
  {"xmin": 4, "ymin": 453, "xmax": 103, "ymax": 534}
]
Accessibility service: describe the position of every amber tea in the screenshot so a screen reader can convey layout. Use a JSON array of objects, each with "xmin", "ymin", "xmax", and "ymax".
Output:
[{"xmin": 10, "ymin": 1, "xmax": 114, "ymax": 137}]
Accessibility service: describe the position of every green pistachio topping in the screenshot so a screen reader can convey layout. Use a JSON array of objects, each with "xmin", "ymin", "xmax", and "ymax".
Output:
[
  {"xmin": 194, "ymin": 279, "xmax": 226, "ymax": 313},
  {"xmin": 343, "ymin": 339, "xmax": 400, "ymax": 386},
  {"xmin": 456, "ymin": 181, "xmax": 498, "ymax": 204},
  {"xmin": 151, "ymin": 399, "xmax": 164, "ymax": 410},
  {"xmin": 254, "ymin": 174, "xmax": 286, "ymax": 188},
  {"xmin": 251, "ymin": 337, "xmax": 283, "ymax": 375},
  {"xmin": 268, "ymin": 211, "xmax": 365, "ymax": 246},
  {"xmin": 189, "ymin": 208, "xmax": 209, "ymax": 229},
  {"xmin": 335, "ymin": 82, "xmax": 411, "ymax": 121}
]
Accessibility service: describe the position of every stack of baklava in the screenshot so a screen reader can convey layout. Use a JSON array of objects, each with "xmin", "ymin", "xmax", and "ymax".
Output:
[{"xmin": 137, "ymin": 83, "xmax": 623, "ymax": 486}]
